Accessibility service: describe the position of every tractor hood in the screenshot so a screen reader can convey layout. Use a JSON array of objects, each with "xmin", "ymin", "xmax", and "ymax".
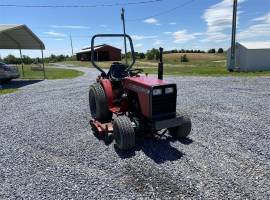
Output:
[{"xmin": 124, "ymin": 76, "xmax": 167, "ymax": 88}]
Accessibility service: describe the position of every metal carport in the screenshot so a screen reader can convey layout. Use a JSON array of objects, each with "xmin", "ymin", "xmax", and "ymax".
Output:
[{"xmin": 0, "ymin": 24, "xmax": 46, "ymax": 79}]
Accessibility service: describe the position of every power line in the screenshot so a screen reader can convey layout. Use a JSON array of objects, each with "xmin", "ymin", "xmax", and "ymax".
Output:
[
  {"xmin": 0, "ymin": 0, "xmax": 164, "ymax": 8},
  {"xmin": 127, "ymin": 0, "xmax": 196, "ymax": 21}
]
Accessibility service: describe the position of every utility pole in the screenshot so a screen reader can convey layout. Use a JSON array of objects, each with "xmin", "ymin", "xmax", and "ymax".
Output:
[
  {"xmin": 230, "ymin": 0, "xmax": 238, "ymax": 71},
  {"xmin": 70, "ymin": 34, "xmax": 74, "ymax": 56},
  {"xmin": 121, "ymin": 8, "xmax": 128, "ymax": 65}
]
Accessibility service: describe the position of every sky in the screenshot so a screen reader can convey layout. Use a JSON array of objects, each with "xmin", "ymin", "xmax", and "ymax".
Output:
[{"xmin": 0, "ymin": 0, "xmax": 269, "ymax": 57}]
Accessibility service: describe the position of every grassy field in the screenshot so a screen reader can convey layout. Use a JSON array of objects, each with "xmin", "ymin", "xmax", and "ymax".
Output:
[
  {"xmin": 18, "ymin": 64, "xmax": 84, "ymax": 79},
  {"xmin": 57, "ymin": 53, "xmax": 270, "ymax": 77},
  {"xmin": 0, "ymin": 89, "xmax": 18, "ymax": 95}
]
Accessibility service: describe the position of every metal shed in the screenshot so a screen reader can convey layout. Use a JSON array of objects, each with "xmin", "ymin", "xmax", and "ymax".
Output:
[
  {"xmin": 76, "ymin": 44, "xmax": 121, "ymax": 61},
  {"xmin": 0, "ymin": 24, "xmax": 46, "ymax": 78},
  {"xmin": 227, "ymin": 42, "xmax": 270, "ymax": 72}
]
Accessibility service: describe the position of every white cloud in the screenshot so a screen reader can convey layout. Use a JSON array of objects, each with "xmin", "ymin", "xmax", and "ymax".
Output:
[
  {"xmin": 131, "ymin": 35, "xmax": 158, "ymax": 40},
  {"xmin": 44, "ymin": 31, "xmax": 67, "ymax": 37},
  {"xmin": 163, "ymin": 32, "xmax": 172, "ymax": 34},
  {"xmin": 202, "ymin": 0, "xmax": 246, "ymax": 42},
  {"xmin": 100, "ymin": 24, "xmax": 107, "ymax": 28},
  {"xmin": 168, "ymin": 22, "xmax": 176, "ymax": 25},
  {"xmin": 173, "ymin": 30, "xmax": 199, "ymax": 43},
  {"xmin": 238, "ymin": 24, "xmax": 270, "ymax": 39},
  {"xmin": 143, "ymin": 18, "xmax": 159, "ymax": 24},
  {"xmin": 252, "ymin": 13, "xmax": 270, "ymax": 23},
  {"xmin": 53, "ymin": 38, "xmax": 64, "ymax": 41},
  {"xmin": 50, "ymin": 25, "xmax": 89, "ymax": 29},
  {"xmin": 135, "ymin": 43, "xmax": 143, "ymax": 48},
  {"xmin": 239, "ymin": 12, "xmax": 270, "ymax": 39},
  {"xmin": 153, "ymin": 39, "xmax": 164, "ymax": 46}
]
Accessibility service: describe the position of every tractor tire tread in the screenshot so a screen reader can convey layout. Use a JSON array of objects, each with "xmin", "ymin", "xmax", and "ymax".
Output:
[
  {"xmin": 89, "ymin": 83, "xmax": 112, "ymax": 123},
  {"xmin": 113, "ymin": 116, "xmax": 135, "ymax": 150},
  {"xmin": 168, "ymin": 114, "xmax": 192, "ymax": 139}
]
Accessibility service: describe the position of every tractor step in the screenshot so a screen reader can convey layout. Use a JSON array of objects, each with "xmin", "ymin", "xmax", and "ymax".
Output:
[{"xmin": 90, "ymin": 119, "xmax": 113, "ymax": 134}]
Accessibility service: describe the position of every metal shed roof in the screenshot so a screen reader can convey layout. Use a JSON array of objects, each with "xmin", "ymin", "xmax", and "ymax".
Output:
[
  {"xmin": 0, "ymin": 24, "xmax": 45, "ymax": 50},
  {"xmin": 237, "ymin": 42, "xmax": 270, "ymax": 50},
  {"xmin": 76, "ymin": 44, "xmax": 121, "ymax": 54}
]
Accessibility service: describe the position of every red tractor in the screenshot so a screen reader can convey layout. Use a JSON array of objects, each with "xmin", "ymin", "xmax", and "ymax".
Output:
[{"xmin": 89, "ymin": 34, "xmax": 191, "ymax": 150}]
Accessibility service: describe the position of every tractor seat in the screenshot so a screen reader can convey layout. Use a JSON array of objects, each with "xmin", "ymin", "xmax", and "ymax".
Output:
[{"xmin": 107, "ymin": 62, "xmax": 127, "ymax": 81}]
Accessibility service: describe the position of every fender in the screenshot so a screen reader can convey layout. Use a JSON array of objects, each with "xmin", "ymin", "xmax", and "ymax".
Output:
[{"xmin": 100, "ymin": 79, "xmax": 114, "ymax": 109}]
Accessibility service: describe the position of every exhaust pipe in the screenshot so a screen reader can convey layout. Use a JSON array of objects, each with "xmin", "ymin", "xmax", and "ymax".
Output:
[{"xmin": 158, "ymin": 47, "xmax": 163, "ymax": 80}]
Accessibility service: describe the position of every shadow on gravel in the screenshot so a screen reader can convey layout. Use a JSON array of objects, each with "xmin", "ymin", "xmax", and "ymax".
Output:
[
  {"xmin": 115, "ymin": 136, "xmax": 193, "ymax": 164},
  {"xmin": 1, "ymin": 79, "xmax": 43, "ymax": 89}
]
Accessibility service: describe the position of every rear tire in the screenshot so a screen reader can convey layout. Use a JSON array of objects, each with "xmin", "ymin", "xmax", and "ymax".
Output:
[
  {"xmin": 168, "ymin": 115, "xmax": 191, "ymax": 139},
  {"xmin": 89, "ymin": 83, "xmax": 112, "ymax": 123},
  {"xmin": 113, "ymin": 116, "xmax": 135, "ymax": 150}
]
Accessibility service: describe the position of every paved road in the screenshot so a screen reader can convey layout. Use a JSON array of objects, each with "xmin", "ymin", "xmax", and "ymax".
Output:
[{"xmin": 0, "ymin": 66, "xmax": 269, "ymax": 199}]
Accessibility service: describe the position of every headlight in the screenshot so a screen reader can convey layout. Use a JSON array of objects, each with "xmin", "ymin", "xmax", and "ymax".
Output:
[
  {"xmin": 153, "ymin": 88, "xmax": 162, "ymax": 96},
  {"xmin": 165, "ymin": 87, "xmax": 174, "ymax": 94}
]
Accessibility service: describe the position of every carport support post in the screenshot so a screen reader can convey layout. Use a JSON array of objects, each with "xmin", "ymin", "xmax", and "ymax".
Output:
[
  {"xmin": 19, "ymin": 49, "xmax": 25, "ymax": 77},
  {"xmin": 230, "ymin": 0, "xmax": 238, "ymax": 71},
  {"xmin": 41, "ymin": 49, "xmax": 46, "ymax": 79}
]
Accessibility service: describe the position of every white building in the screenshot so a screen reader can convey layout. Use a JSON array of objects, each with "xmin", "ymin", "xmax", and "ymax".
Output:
[{"xmin": 227, "ymin": 42, "xmax": 270, "ymax": 72}]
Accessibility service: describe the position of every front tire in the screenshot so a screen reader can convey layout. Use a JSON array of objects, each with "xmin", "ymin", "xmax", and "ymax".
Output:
[
  {"xmin": 113, "ymin": 116, "xmax": 135, "ymax": 150},
  {"xmin": 89, "ymin": 83, "xmax": 112, "ymax": 123},
  {"xmin": 168, "ymin": 115, "xmax": 191, "ymax": 139}
]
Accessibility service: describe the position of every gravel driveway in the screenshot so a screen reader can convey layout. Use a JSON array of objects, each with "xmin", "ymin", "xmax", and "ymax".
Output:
[{"xmin": 0, "ymin": 66, "xmax": 269, "ymax": 199}]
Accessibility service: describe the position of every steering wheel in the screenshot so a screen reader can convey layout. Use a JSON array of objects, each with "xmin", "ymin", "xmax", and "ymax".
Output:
[{"xmin": 129, "ymin": 68, "xmax": 143, "ymax": 76}]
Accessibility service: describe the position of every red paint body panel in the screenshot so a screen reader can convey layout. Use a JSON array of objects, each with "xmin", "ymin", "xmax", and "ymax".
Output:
[
  {"xmin": 138, "ymin": 93, "xmax": 149, "ymax": 117},
  {"xmin": 100, "ymin": 79, "xmax": 114, "ymax": 108},
  {"xmin": 125, "ymin": 76, "xmax": 167, "ymax": 88}
]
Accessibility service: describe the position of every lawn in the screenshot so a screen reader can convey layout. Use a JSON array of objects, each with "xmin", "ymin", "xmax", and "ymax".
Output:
[
  {"xmin": 56, "ymin": 53, "xmax": 270, "ymax": 77},
  {"xmin": 0, "ymin": 65, "xmax": 84, "ymax": 95},
  {"xmin": 0, "ymin": 89, "xmax": 18, "ymax": 95},
  {"xmin": 18, "ymin": 64, "xmax": 84, "ymax": 79}
]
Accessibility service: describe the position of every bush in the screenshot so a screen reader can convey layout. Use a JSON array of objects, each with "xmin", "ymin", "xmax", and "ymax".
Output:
[
  {"xmin": 218, "ymin": 48, "xmax": 224, "ymax": 53},
  {"xmin": 139, "ymin": 53, "xmax": 145, "ymax": 59},
  {"xmin": 180, "ymin": 54, "xmax": 189, "ymax": 62}
]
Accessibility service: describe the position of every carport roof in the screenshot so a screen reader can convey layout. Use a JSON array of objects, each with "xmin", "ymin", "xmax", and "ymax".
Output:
[{"xmin": 0, "ymin": 24, "xmax": 45, "ymax": 50}]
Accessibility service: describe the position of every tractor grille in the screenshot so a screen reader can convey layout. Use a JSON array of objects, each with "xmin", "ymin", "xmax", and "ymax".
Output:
[{"xmin": 152, "ymin": 93, "xmax": 176, "ymax": 119}]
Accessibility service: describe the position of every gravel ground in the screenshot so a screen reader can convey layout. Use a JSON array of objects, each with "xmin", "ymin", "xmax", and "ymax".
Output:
[{"xmin": 0, "ymin": 66, "xmax": 269, "ymax": 199}]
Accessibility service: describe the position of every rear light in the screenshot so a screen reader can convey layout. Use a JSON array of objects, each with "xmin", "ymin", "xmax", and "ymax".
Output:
[
  {"xmin": 153, "ymin": 88, "xmax": 162, "ymax": 96},
  {"xmin": 165, "ymin": 87, "xmax": 174, "ymax": 94}
]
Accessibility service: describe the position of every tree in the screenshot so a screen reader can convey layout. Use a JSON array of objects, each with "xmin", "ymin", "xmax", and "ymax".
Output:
[
  {"xmin": 208, "ymin": 48, "xmax": 216, "ymax": 53},
  {"xmin": 139, "ymin": 53, "xmax": 145, "ymax": 59},
  {"xmin": 22, "ymin": 55, "xmax": 33, "ymax": 64},
  {"xmin": 218, "ymin": 48, "xmax": 224, "ymax": 53},
  {"xmin": 180, "ymin": 54, "xmax": 189, "ymax": 62},
  {"xmin": 4, "ymin": 54, "xmax": 19, "ymax": 64},
  {"xmin": 146, "ymin": 48, "xmax": 159, "ymax": 60}
]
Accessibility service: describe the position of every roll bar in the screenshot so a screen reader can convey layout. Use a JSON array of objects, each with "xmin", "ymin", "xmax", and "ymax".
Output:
[{"xmin": 91, "ymin": 34, "xmax": 136, "ymax": 75}]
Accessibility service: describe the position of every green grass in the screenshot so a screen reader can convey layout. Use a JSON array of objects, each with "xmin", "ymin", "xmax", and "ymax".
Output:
[
  {"xmin": 18, "ymin": 65, "xmax": 84, "ymax": 79},
  {"xmin": 57, "ymin": 61, "xmax": 91, "ymax": 68},
  {"xmin": 56, "ymin": 54, "xmax": 270, "ymax": 77},
  {"xmin": 0, "ymin": 89, "xmax": 18, "ymax": 95}
]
